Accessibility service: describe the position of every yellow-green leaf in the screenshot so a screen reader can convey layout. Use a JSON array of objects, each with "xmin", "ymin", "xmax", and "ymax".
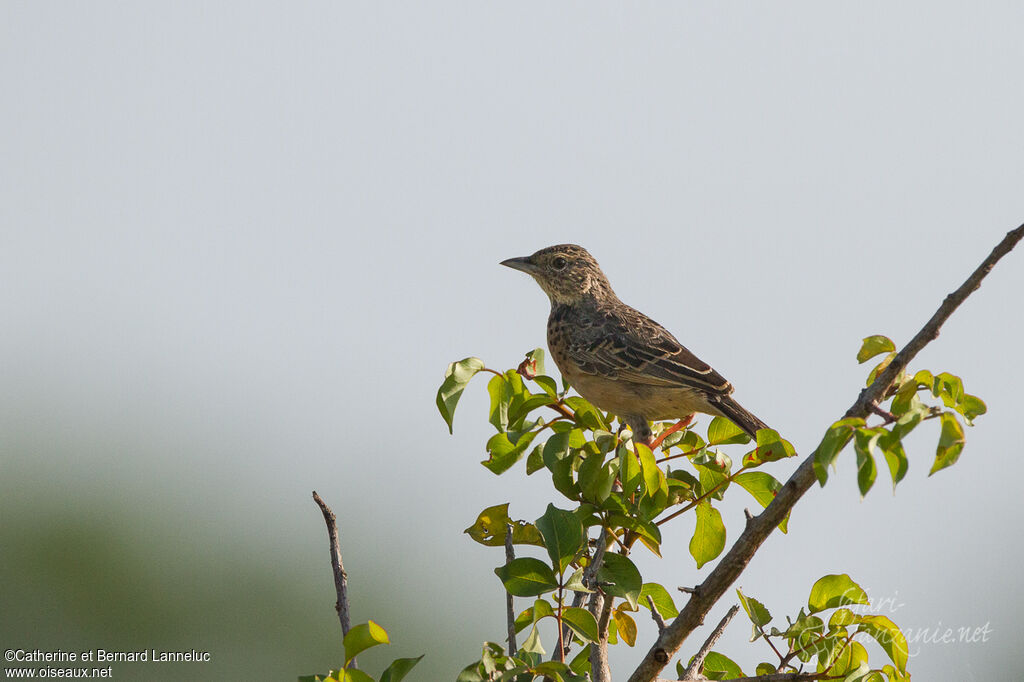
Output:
[
  {"xmin": 343, "ymin": 621, "xmax": 389, "ymax": 665},
  {"xmin": 857, "ymin": 335, "xmax": 895, "ymax": 364}
]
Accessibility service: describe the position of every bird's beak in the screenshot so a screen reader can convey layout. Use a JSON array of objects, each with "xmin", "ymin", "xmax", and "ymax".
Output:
[{"xmin": 500, "ymin": 256, "xmax": 538, "ymax": 275}]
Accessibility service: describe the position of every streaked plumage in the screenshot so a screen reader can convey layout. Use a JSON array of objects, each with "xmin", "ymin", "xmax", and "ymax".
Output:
[{"xmin": 501, "ymin": 244, "xmax": 768, "ymax": 442}]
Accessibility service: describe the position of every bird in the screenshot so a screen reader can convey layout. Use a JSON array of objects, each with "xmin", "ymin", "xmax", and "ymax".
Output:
[{"xmin": 500, "ymin": 244, "xmax": 768, "ymax": 444}]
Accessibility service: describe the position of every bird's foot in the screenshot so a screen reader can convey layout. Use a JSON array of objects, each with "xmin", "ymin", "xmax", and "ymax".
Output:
[{"xmin": 648, "ymin": 415, "xmax": 695, "ymax": 449}]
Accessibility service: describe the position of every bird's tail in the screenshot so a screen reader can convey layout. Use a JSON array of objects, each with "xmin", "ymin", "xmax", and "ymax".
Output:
[{"xmin": 710, "ymin": 395, "xmax": 769, "ymax": 439}]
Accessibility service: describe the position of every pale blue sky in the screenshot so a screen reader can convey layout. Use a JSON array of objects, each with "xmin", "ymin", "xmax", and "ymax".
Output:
[{"xmin": 2, "ymin": 3, "xmax": 1023, "ymax": 680}]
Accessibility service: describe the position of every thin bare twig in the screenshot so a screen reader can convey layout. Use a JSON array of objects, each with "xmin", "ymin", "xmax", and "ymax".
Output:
[
  {"xmin": 312, "ymin": 491, "xmax": 352, "ymax": 641},
  {"xmin": 628, "ymin": 222, "xmax": 1024, "ymax": 682},
  {"xmin": 504, "ymin": 523, "xmax": 517, "ymax": 652},
  {"xmin": 679, "ymin": 605, "xmax": 739, "ymax": 681},
  {"xmin": 646, "ymin": 595, "xmax": 667, "ymax": 633}
]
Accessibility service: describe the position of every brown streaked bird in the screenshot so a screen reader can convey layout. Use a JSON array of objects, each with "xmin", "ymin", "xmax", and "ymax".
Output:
[{"xmin": 500, "ymin": 244, "xmax": 768, "ymax": 443}]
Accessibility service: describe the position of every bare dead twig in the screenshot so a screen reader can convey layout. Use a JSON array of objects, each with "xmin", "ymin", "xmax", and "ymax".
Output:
[
  {"xmin": 312, "ymin": 491, "xmax": 352, "ymax": 645},
  {"xmin": 679, "ymin": 605, "xmax": 739, "ymax": 681},
  {"xmin": 628, "ymin": 222, "xmax": 1024, "ymax": 682}
]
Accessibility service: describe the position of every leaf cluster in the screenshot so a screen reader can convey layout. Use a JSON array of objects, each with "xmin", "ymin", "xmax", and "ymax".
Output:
[
  {"xmin": 693, "ymin": 575, "xmax": 908, "ymax": 682},
  {"xmin": 300, "ymin": 621, "xmax": 422, "ymax": 682},
  {"xmin": 814, "ymin": 335, "xmax": 985, "ymax": 495}
]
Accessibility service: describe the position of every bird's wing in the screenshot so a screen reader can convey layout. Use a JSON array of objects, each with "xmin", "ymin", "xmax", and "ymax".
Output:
[{"xmin": 567, "ymin": 305, "xmax": 733, "ymax": 395}]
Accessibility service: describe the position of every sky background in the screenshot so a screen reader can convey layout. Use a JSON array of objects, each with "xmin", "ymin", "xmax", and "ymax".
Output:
[{"xmin": 2, "ymin": 3, "xmax": 1023, "ymax": 681}]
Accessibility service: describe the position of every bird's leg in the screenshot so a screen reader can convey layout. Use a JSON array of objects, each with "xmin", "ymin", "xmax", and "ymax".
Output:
[
  {"xmin": 648, "ymin": 415, "xmax": 694, "ymax": 450},
  {"xmin": 618, "ymin": 413, "xmax": 651, "ymax": 446}
]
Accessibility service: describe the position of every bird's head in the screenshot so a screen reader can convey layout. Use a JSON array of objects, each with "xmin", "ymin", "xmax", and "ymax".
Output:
[{"xmin": 500, "ymin": 244, "xmax": 614, "ymax": 304}]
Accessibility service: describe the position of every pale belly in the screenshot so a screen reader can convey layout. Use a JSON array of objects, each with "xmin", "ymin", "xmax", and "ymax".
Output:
[{"xmin": 566, "ymin": 371, "xmax": 722, "ymax": 421}]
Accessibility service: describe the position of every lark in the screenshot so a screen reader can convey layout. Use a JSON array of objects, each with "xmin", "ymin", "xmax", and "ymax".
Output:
[{"xmin": 501, "ymin": 244, "xmax": 768, "ymax": 443}]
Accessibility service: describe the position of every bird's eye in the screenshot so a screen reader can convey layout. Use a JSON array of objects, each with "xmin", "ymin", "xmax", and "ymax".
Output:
[{"xmin": 551, "ymin": 257, "xmax": 568, "ymax": 271}]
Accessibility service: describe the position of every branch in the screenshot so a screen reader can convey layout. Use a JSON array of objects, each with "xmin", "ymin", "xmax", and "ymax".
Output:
[
  {"xmin": 560, "ymin": 528, "xmax": 608, "ymax": 660},
  {"xmin": 585, "ymin": 531, "xmax": 615, "ymax": 682},
  {"xmin": 628, "ymin": 222, "xmax": 1024, "ymax": 682},
  {"xmin": 504, "ymin": 523, "xmax": 517, "ymax": 652},
  {"xmin": 659, "ymin": 671, "xmax": 835, "ymax": 675},
  {"xmin": 679, "ymin": 604, "xmax": 739, "ymax": 681},
  {"xmin": 312, "ymin": 491, "xmax": 352, "ymax": 640},
  {"xmin": 588, "ymin": 592, "xmax": 614, "ymax": 682}
]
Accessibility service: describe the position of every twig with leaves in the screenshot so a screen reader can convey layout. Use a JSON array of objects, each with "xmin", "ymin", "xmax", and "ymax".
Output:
[{"xmin": 627, "ymin": 223, "xmax": 1024, "ymax": 681}]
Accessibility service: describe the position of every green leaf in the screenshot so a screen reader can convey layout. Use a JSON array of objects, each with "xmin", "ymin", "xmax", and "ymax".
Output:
[
  {"xmin": 707, "ymin": 416, "xmax": 751, "ymax": 445},
  {"xmin": 932, "ymin": 371, "xmax": 964, "ymax": 407},
  {"xmin": 755, "ymin": 663, "xmax": 777, "ymax": 675},
  {"xmin": 607, "ymin": 513, "xmax": 662, "ymax": 557},
  {"xmin": 380, "ymin": 656, "xmax": 424, "ymax": 682},
  {"xmin": 568, "ymin": 647, "xmax": 590, "ymax": 675},
  {"xmin": 618, "ymin": 445, "xmax": 643, "ymax": 497},
  {"xmin": 437, "ymin": 357, "xmax": 486, "ymax": 433},
  {"xmin": 878, "ymin": 431, "xmax": 909, "ymax": 490},
  {"xmin": 856, "ymin": 615, "xmax": 909, "ymax": 673},
  {"xmin": 535, "ymin": 504, "xmax": 585, "ymax": 574},
  {"xmin": 960, "ymin": 393, "xmax": 987, "ymax": 424},
  {"xmin": 786, "ymin": 613, "xmax": 825, "ymax": 659},
  {"xmin": 930, "ymin": 412, "xmax": 965, "ymax": 475},
  {"xmin": 525, "ymin": 443, "xmax": 545, "ymax": 475},
  {"xmin": 521, "ymin": 624, "xmax": 546, "ymax": 655},
  {"xmin": 696, "ymin": 462, "xmax": 730, "ymax": 501},
  {"xmin": 563, "ymin": 396, "xmax": 609, "ymax": 430},
  {"xmin": 744, "ymin": 428, "xmax": 796, "ymax": 468},
  {"xmin": 597, "ymin": 553, "xmax": 643, "ymax": 609},
  {"xmin": 612, "ymin": 609, "xmax": 637, "ymax": 646},
  {"xmin": 857, "ymin": 335, "xmax": 895, "ymax": 364},
  {"xmin": 562, "ymin": 607, "xmax": 600, "ymax": 643},
  {"xmin": 463, "ymin": 503, "xmax": 545, "ymax": 547},
  {"xmin": 813, "ymin": 418, "xmax": 864, "ymax": 486},
  {"xmin": 455, "ymin": 661, "xmax": 486, "ymax": 682},
  {"xmin": 702, "ymin": 651, "xmax": 743, "ymax": 680},
  {"xmin": 343, "ymin": 621, "xmax": 389, "ymax": 665},
  {"xmin": 826, "ymin": 640, "xmax": 868, "ymax": 677},
  {"xmin": 487, "ymin": 373, "xmax": 513, "ymax": 431},
  {"xmin": 829, "ymin": 608, "xmax": 859, "ymax": 628},
  {"xmin": 853, "ymin": 429, "xmax": 880, "ymax": 497},
  {"xmin": 637, "ymin": 442, "xmax": 668, "ymax": 500},
  {"xmin": 562, "ymin": 567, "xmax": 592, "ymax": 594},
  {"xmin": 335, "ymin": 669, "xmax": 376, "ymax": 682},
  {"xmin": 733, "ymin": 471, "xmax": 789, "ymax": 533},
  {"xmin": 578, "ymin": 452, "xmax": 616, "ymax": 504},
  {"xmin": 508, "ymin": 393, "xmax": 556, "ymax": 427},
  {"xmin": 534, "ymin": 374, "xmax": 559, "ymax": 398},
  {"xmin": 483, "ymin": 430, "xmax": 539, "ymax": 475},
  {"xmin": 494, "ymin": 557, "xmax": 559, "ymax": 597},
  {"xmin": 639, "ymin": 582, "xmax": 679, "ymax": 619},
  {"xmin": 807, "ymin": 574, "xmax": 869, "ymax": 613},
  {"xmin": 689, "ymin": 501, "xmax": 726, "ymax": 569},
  {"xmin": 736, "ymin": 588, "xmax": 772, "ymax": 628},
  {"xmin": 866, "ymin": 352, "xmax": 896, "ymax": 387}
]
